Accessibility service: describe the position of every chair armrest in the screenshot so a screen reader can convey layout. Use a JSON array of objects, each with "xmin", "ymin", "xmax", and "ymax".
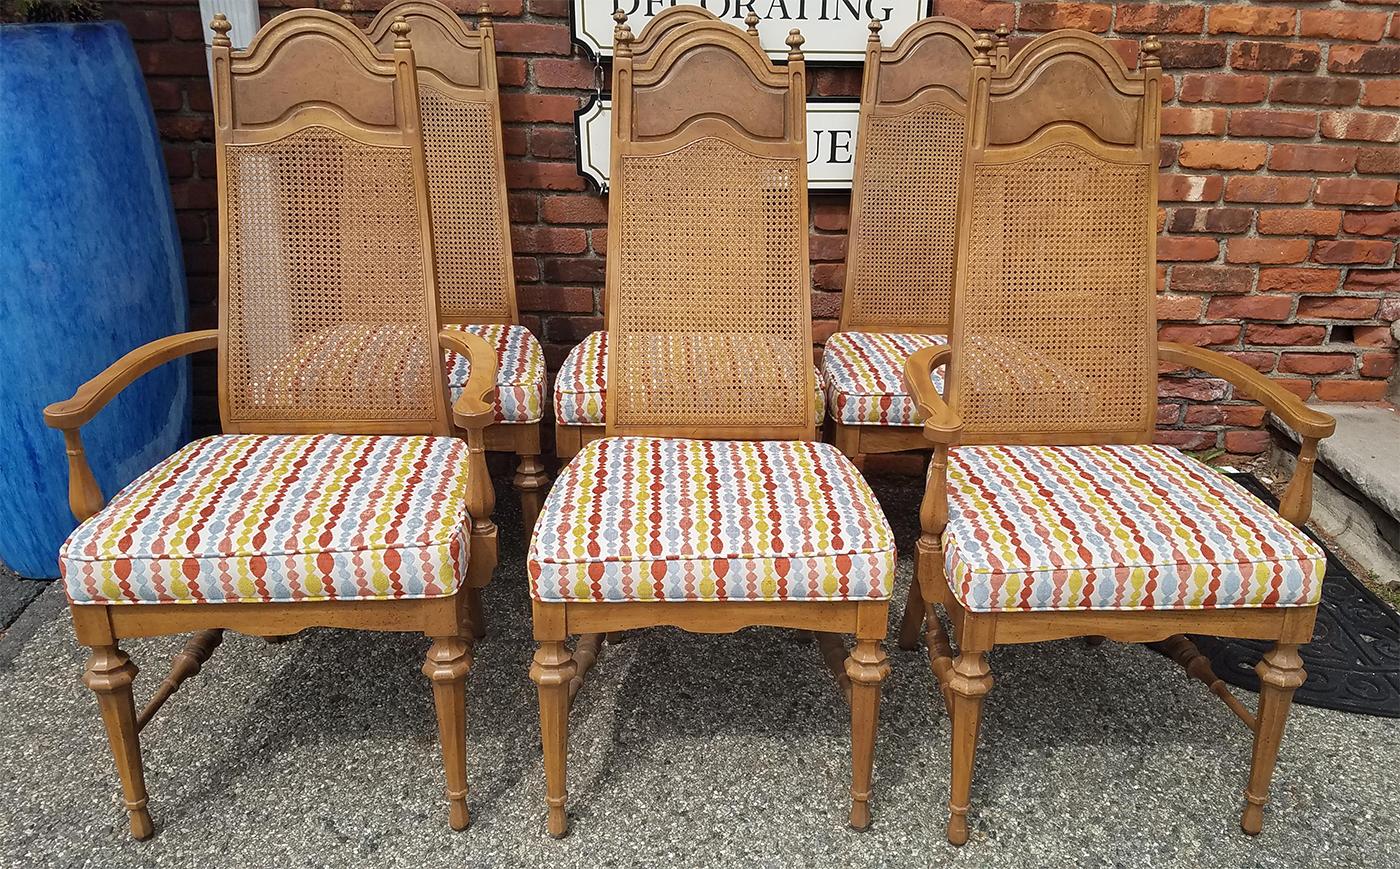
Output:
[
  {"xmin": 43, "ymin": 330, "xmax": 218, "ymax": 432},
  {"xmin": 1158, "ymin": 342, "xmax": 1336, "ymax": 440},
  {"xmin": 903, "ymin": 344, "xmax": 964, "ymax": 445},
  {"xmin": 438, "ymin": 328, "xmax": 499, "ymax": 431}
]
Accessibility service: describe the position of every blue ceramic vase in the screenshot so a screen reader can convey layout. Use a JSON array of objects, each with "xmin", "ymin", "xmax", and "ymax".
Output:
[{"xmin": 0, "ymin": 21, "xmax": 190, "ymax": 578}]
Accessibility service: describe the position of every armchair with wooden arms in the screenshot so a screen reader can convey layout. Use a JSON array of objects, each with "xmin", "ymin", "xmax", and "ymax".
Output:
[
  {"xmin": 366, "ymin": 0, "xmax": 550, "ymax": 534},
  {"xmin": 550, "ymin": 5, "xmax": 828, "ymax": 461},
  {"xmin": 525, "ymin": 17, "xmax": 896, "ymax": 837},
  {"xmin": 823, "ymin": 17, "xmax": 1007, "ymax": 467},
  {"xmin": 901, "ymin": 31, "xmax": 1336, "ymax": 845},
  {"xmin": 42, "ymin": 10, "xmax": 499, "ymax": 839}
]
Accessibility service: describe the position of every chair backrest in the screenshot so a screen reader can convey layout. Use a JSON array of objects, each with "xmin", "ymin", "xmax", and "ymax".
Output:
[
  {"xmin": 367, "ymin": 0, "xmax": 516, "ymax": 326},
  {"xmin": 211, "ymin": 9, "xmax": 451, "ymax": 435},
  {"xmin": 946, "ymin": 30, "xmax": 1162, "ymax": 446},
  {"xmin": 627, "ymin": 5, "xmax": 764, "ymax": 55},
  {"xmin": 602, "ymin": 16, "xmax": 814, "ymax": 441},
  {"xmin": 839, "ymin": 18, "xmax": 1002, "ymax": 334}
]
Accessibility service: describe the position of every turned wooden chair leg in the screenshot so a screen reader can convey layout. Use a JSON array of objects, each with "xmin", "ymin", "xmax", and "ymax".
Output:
[
  {"xmin": 1242, "ymin": 642, "xmax": 1305, "ymax": 835},
  {"xmin": 946, "ymin": 650, "xmax": 993, "ymax": 846},
  {"xmin": 83, "ymin": 644, "xmax": 154, "ymax": 840},
  {"xmin": 514, "ymin": 452, "xmax": 550, "ymax": 534},
  {"xmin": 423, "ymin": 636, "xmax": 474, "ymax": 831},
  {"xmin": 846, "ymin": 636, "xmax": 891, "ymax": 830},
  {"xmin": 530, "ymin": 639, "xmax": 577, "ymax": 838},
  {"xmin": 897, "ymin": 580, "xmax": 925, "ymax": 651}
]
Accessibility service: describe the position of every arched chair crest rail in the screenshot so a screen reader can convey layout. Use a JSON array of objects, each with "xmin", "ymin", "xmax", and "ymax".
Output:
[
  {"xmin": 823, "ymin": 17, "xmax": 1008, "ymax": 466},
  {"xmin": 366, "ymin": 0, "xmax": 551, "ymax": 535},
  {"xmin": 526, "ymin": 14, "xmax": 895, "ymax": 838},
  {"xmin": 42, "ymin": 9, "xmax": 498, "ymax": 839},
  {"xmin": 899, "ymin": 30, "xmax": 1336, "ymax": 846}
]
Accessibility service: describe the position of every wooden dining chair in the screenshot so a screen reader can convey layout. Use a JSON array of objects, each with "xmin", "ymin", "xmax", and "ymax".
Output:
[
  {"xmin": 527, "ymin": 17, "xmax": 896, "ymax": 837},
  {"xmin": 901, "ymin": 31, "xmax": 1336, "ymax": 845},
  {"xmin": 551, "ymin": 6, "xmax": 825, "ymax": 461},
  {"xmin": 366, "ymin": 0, "xmax": 549, "ymax": 533},
  {"xmin": 42, "ymin": 9, "xmax": 499, "ymax": 839},
  {"xmin": 822, "ymin": 17, "xmax": 1006, "ymax": 468}
]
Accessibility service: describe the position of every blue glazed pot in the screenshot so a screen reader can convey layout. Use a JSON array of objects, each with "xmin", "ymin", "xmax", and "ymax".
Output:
[{"xmin": 0, "ymin": 21, "xmax": 190, "ymax": 578}]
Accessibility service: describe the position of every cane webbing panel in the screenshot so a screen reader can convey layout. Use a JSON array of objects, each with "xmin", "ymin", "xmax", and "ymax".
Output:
[
  {"xmin": 611, "ymin": 137, "xmax": 809, "ymax": 430},
  {"xmin": 419, "ymin": 86, "xmax": 512, "ymax": 321},
  {"xmin": 223, "ymin": 125, "xmax": 437, "ymax": 423},
  {"xmin": 957, "ymin": 143, "xmax": 1153, "ymax": 436},
  {"xmin": 847, "ymin": 105, "xmax": 965, "ymax": 328}
]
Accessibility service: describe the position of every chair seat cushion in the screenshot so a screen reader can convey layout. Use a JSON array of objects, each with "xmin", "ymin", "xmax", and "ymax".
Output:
[
  {"xmin": 553, "ymin": 331, "xmax": 827, "ymax": 427},
  {"xmin": 61, "ymin": 434, "xmax": 473, "ymax": 605},
  {"xmin": 444, "ymin": 323, "xmax": 545, "ymax": 423},
  {"xmin": 943, "ymin": 443, "xmax": 1326, "ymax": 613},
  {"xmin": 821, "ymin": 331, "xmax": 948, "ymax": 426},
  {"xmin": 528, "ymin": 437, "xmax": 895, "ymax": 603}
]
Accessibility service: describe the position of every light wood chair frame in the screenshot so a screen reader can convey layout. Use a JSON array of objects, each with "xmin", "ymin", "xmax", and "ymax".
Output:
[
  {"xmin": 899, "ymin": 31, "xmax": 1337, "ymax": 845},
  {"xmin": 367, "ymin": 0, "xmax": 550, "ymax": 532},
  {"xmin": 42, "ymin": 10, "xmax": 499, "ymax": 839},
  {"xmin": 529, "ymin": 16, "xmax": 890, "ymax": 838},
  {"xmin": 828, "ymin": 18, "xmax": 1006, "ymax": 465}
]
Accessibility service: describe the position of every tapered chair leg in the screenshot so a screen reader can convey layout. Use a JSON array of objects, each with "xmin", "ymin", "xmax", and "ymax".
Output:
[
  {"xmin": 946, "ymin": 650, "xmax": 992, "ymax": 846},
  {"xmin": 424, "ymin": 636, "xmax": 474, "ymax": 831},
  {"xmin": 465, "ymin": 588, "xmax": 487, "ymax": 640},
  {"xmin": 846, "ymin": 637, "xmax": 891, "ymax": 830},
  {"xmin": 897, "ymin": 581, "xmax": 925, "ymax": 651},
  {"xmin": 530, "ymin": 639, "xmax": 577, "ymax": 838},
  {"xmin": 1242, "ymin": 642, "xmax": 1305, "ymax": 835},
  {"xmin": 514, "ymin": 453, "xmax": 549, "ymax": 534},
  {"xmin": 83, "ymin": 645, "xmax": 154, "ymax": 840}
]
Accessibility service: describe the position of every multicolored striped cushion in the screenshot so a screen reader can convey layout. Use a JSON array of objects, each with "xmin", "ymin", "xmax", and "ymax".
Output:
[
  {"xmin": 943, "ymin": 444, "xmax": 1326, "ymax": 613},
  {"xmin": 553, "ymin": 331, "xmax": 827, "ymax": 427},
  {"xmin": 444, "ymin": 323, "xmax": 545, "ymax": 423},
  {"xmin": 61, "ymin": 435, "xmax": 473, "ymax": 605},
  {"xmin": 529, "ymin": 437, "xmax": 895, "ymax": 602},
  {"xmin": 821, "ymin": 331, "xmax": 948, "ymax": 426}
]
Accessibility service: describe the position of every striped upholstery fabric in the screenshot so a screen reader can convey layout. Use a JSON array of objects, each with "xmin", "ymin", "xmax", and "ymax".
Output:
[
  {"xmin": 529, "ymin": 437, "xmax": 895, "ymax": 602},
  {"xmin": 553, "ymin": 330, "xmax": 826, "ymax": 426},
  {"xmin": 943, "ymin": 443, "xmax": 1326, "ymax": 613},
  {"xmin": 61, "ymin": 435, "xmax": 473, "ymax": 605},
  {"xmin": 444, "ymin": 323, "xmax": 545, "ymax": 423},
  {"xmin": 821, "ymin": 331, "xmax": 948, "ymax": 426}
]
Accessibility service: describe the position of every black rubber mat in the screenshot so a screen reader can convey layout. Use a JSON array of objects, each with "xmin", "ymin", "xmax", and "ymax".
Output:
[{"xmin": 1191, "ymin": 474, "xmax": 1399, "ymax": 718}]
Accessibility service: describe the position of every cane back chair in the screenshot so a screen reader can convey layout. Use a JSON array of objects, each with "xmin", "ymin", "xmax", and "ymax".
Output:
[
  {"xmin": 900, "ymin": 31, "xmax": 1336, "ymax": 844},
  {"xmin": 41, "ymin": 10, "xmax": 499, "ymax": 838},
  {"xmin": 366, "ymin": 0, "xmax": 550, "ymax": 533},
  {"xmin": 551, "ymin": 6, "xmax": 826, "ymax": 461},
  {"xmin": 823, "ymin": 18, "xmax": 1007, "ymax": 468},
  {"xmin": 526, "ymin": 18, "xmax": 896, "ymax": 837}
]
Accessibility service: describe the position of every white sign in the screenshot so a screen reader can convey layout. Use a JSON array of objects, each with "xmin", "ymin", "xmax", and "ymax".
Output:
[
  {"xmin": 574, "ymin": 96, "xmax": 860, "ymax": 191},
  {"xmin": 572, "ymin": 0, "xmax": 929, "ymax": 62}
]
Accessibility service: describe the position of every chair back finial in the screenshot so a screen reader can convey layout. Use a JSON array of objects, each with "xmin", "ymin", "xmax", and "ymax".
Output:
[
  {"xmin": 840, "ymin": 16, "xmax": 992, "ymax": 333},
  {"xmin": 367, "ymin": 0, "xmax": 517, "ymax": 326},
  {"xmin": 948, "ymin": 29, "xmax": 1162, "ymax": 445},
  {"xmin": 212, "ymin": 8, "xmax": 449, "ymax": 434},
  {"xmin": 602, "ymin": 17, "xmax": 814, "ymax": 439}
]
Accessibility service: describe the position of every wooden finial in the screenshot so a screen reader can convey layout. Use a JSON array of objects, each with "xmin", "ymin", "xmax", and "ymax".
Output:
[
  {"xmin": 786, "ymin": 28, "xmax": 804, "ymax": 61},
  {"xmin": 995, "ymin": 23, "xmax": 1009, "ymax": 47},
  {"xmin": 972, "ymin": 32, "xmax": 994, "ymax": 66},
  {"xmin": 391, "ymin": 16, "xmax": 412, "ymax": 49},
  {"xmin": 210, "ymin": 12, "xmax": 232, "ymax": 47},
  {"xmin": 867, "ymin": 17, "xmax": 882, "ymax": 42},
  {"xmin": 745, "ymin": 11, "xmax": 760, "ymax": 36},
  {"xmin": 477, "ymin": 2, "xmax": 492, "ymax": 26},
  {"xmin": 1141, "ymin": 34, "xmax": 1162, "ymax": 68},
  {"xmin": 615, "ymin": 15, "xmax": 634, "ymax": 57},
  {"xmin": 338, "ymin": 0, "xmax": 354, "ymax": 14}
]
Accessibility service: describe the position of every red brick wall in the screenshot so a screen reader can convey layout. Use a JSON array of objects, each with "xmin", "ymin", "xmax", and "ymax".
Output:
[{"xmin": 112, "ymin": 0, "xmax": 1398, "ymax": 454}]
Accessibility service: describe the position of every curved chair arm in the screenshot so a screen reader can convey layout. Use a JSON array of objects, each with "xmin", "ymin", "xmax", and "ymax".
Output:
[
  {"xmin": 438, "ymin": 328, "xmax": 500, "ymax": 566},
  {"xmin": 41, "ymin": 330, "xmax": 218, "ymax": 522},
  {"xmin": 1158, "ymin": 341, "xmax": 1337, "ymax": 527},
  {"xmin": 903, "ymin": 344, "xmax": 964, "ymax": 541},
  {"xmin": 44, "ymin": 330, "xmax": 218, "ymax": 432}
]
